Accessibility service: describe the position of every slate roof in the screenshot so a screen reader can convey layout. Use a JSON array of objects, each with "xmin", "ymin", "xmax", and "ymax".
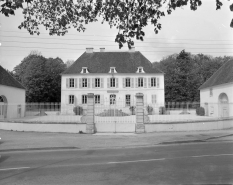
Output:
[
  {"xmin": 62, "ymin": 51, "xmax": 163, "ymax": 74},
  {"xmin": 199, "ymin": 59, "xmax": 233, "ymax": 90},
  {"xmin": 0, "ymin": 65, "xmax": 25, "ymax": 89}
]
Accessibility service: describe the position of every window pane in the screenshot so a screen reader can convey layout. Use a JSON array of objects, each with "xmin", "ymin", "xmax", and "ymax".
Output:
[
  {"xmin": 126, "ymin": 95, "xmax": 131, "ymax": 106},
  {"xmin": 95, "ymin": 78, "xmax": 100, "ymax": 87},
  {"xmin": 70, "ymin": 78, "xmax": 74, "ymax": 87}
]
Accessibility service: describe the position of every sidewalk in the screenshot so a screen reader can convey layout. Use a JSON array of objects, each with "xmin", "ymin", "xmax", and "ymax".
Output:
[{"xmin": 0, "ymin": 128, "xmax": 233, "ymax": 152}]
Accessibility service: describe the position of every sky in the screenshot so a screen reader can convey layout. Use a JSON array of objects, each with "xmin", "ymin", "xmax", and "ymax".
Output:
[{"xmin": 0, "ymin": 0, "xmax": 233, "ymax": 71}]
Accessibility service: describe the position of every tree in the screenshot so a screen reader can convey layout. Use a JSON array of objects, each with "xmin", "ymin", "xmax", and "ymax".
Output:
[
  {"xmin": 0, "ymin": 0, "xmax": 232, "ymax": 49},
  {"xmin": 65, "ymin": 60, "xmax": 75, "ymax": 68},
  {"xmin": 154, "ymin": 51, "xmax": 230, "ymax": 102},
  {"xmin": 13, "ymin": 53, "xmax": 66, "ymax": 102}
]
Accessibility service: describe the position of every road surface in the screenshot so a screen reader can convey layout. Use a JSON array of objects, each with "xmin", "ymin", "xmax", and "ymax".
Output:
[{"xmin": 0, "ymin": 141, "xmax": 233, "ymax": 185}]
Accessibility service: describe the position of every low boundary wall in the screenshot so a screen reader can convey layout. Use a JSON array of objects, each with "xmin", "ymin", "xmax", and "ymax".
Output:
[
  {"xmin": 0, "ymin": 122, "xmax": 86, "ymax": 133},
  {"xmin": 145, "ymin": 118, "xmax": 233, "ymax": 132}
]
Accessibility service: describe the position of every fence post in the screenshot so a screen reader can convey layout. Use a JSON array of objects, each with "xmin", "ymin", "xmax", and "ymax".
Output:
[
  {"xmin": 86, "ymin": 93, "xmax": 95, "ymax": 134},
  {"xmin": 135, "ymin": 93, "xmax": 145, "ymax": 133}
]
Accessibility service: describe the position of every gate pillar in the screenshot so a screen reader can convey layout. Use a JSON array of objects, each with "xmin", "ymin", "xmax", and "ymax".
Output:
[
  {"xmin": 86, "ymin": 93, "xmax": 95, "ymax": 134},
  {"xmin": 135, "ymin": 93, "xmax": 145, "ymax": 133}
]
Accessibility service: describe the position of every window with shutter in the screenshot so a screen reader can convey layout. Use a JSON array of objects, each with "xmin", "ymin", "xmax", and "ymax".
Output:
[
  {"xmin": 125, "ymin": 94, "xmax": 131, "ymax": 106},
  {"xmin": 151, "ymin": 78, "xmax": 156, "ymax": 87},
  {"xmin": 95, "ymin": 95, "xmax": 100, "ymax": 104},
  {"xmin": 69, "ymin": 78, "xmax": 74, "ymax": 87},
  {"xmin": 152, "ymin": 94, "xmax": 157, "ymax": 104},
  {"xmin": 69, "ymin": 95, "xmax": 75, "ymax": 104},
  {"xmin": 125, "ymin": 78, "xmax": 130, "ymax": 87},
  {"xmin": 95, "ymin": 78, "xmax": 100, "ymax": 87},
  {"xmin": 82, "ymin": 95, "xmax": 87, "ymax": 104},
  {"xmin": 138, "ymin": 78, "xmax": 143, "ymax": 87},
  {"xmin": 82, "ymin": 78, "xmax": 87, "ymax": 87}
]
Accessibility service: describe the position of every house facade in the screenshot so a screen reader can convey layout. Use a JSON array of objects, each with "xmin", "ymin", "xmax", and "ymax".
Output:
[
  {"xmin": 61, "ymin": 48, "xmax": 165, "ymax": 115},
  {"xmin": 199, "ymin": 59, "xmax": 233, "ymax": 118},
  {"xmin": 0, "ymin": 65, "xmax": 26, "ymax": 119}
]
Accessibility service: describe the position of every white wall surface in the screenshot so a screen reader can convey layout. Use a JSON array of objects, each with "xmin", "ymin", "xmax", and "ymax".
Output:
[
  {"xmin": 0, "ymin": 85, "xmax": 26, "ymax": 119},
  {"xmin": 200, "ymin": 82, "xmax": 233, "ymax": 117},
  {"xmin": 61, "ymin": 73, "xmax": 165, "ymax": 114}
]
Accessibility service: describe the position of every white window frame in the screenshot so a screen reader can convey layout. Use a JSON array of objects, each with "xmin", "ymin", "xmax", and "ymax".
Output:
[
  {"xmin": 69, "ymin": 78, "xmax": 74, "ymax": 88},
  {"xmin": 82, "ymin": 95, "xmax": 87, "ymax": 104},
  {"xmin": 138, "ymin": 77, "xmax": 143, "ymax": 87},
  {"xmin": 95, "ymin": 95, "xmax": 100, "ymax": 104},
  {"xmin": 69, "ymin": 95, "xmax": 75, "ymax": 104},
  {"xmin": 82, "ymin": 78, "xmax": 87, "ymax": 87},
  {"xmin": 125, "ymin": 94, "xmax": 131, "ymax": 106},
  {"xmin": 110, "ymin": 94, "xmax": 116, "ymax": 105},
  {"xmin": 95, "ymin": 78, "xmax": 100, "ymax": 87},
  {"xmin": 151, "ymin": 77, "xmax": 156, "ymax": 87},
  {"xmin": 110, "ymin": 78, "xmax": 116, "ymax": 87},
  {"xmin": 125, "ymin": 78, "xmax": 131, "ymax": 87}
]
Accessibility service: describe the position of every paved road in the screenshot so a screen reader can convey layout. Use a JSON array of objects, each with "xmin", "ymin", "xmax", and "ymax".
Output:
[{"xmin": 0, "ymin": 141, "xmax": 233, "ymax": 185}]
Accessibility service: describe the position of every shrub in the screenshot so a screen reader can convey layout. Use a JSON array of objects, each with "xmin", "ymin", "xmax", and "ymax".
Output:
[
  {"xmin": 146, "ymin": 105, "xmax": 153, "ymax": 115},
  {"xmin": 159, "ymin": 106, "xmax": 166, "ymax": 115},
  {"xmin": 73, "ymin": 106, "xmax": 83, "ymax": 115},
  {"xmin": 129, "ymin": 106, "xmax": 136, "ymax": 115},
  {"xmin": 196, "ymin": 107, "xmax": 205, "ymax": 116}
]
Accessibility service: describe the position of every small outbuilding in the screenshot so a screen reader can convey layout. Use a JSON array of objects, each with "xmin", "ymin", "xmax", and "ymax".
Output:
[
  {"xmin": 199, "ymin": 59, "xmax": 233, "ymax": 118},
  {"xmin": 0, "ymin": 65, "xmax": 26, "ymax": 119}
]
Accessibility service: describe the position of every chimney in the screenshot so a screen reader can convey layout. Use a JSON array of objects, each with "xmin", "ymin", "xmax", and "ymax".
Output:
[
  {"xmin": 100, "ymin": 48, "xmax": 105, "ymax": 52},
  {"xmin": 129, "ymin": 47, "xmax": 135, "ymax": 52},
  {"xmin": 86, "ymin": 48, "xmax": 94, "ymax": 53}
]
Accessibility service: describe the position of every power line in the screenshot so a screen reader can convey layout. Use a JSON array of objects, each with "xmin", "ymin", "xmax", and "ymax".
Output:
[
  {"xmin": 1, "ymin": 30, "xmax": 232, "ymax": 42},
  {"xmin": 1, "ymin": 40, "xmax": 233, "ymax": 50},
  {"xmin": 1, "ymin": 35, "xmax": 233, "ymax": 45}
]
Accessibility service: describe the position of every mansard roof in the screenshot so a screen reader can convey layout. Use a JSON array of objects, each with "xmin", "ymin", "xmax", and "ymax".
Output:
[
  {"xmin": 62, "ymin": 51, "xmax": 163, "ymax": 74},
  {"xmin": 199, "ymin": 59, "xmax": 233, "ymax": 90},
  {"xmin": 0, "ymin": 65, "xmax": 25, "ymax": 89}
]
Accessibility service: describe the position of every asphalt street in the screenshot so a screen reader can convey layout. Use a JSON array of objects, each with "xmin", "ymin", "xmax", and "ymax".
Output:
[{"xmin": 0, "ymin": 141, "xmax": 233, "ymax": 185}]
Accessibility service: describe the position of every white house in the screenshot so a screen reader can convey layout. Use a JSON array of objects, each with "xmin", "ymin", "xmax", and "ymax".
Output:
[
  {"xmin": 199, "ymin": 59, "xmax": 233, "ymax": 118},
  {"xmin": 61, "ymin": 48, "xmax": 165, "ymax": 115},
  {"xmin": 0, "ymin": 65, "xmax": 26, "ymax": 119}
]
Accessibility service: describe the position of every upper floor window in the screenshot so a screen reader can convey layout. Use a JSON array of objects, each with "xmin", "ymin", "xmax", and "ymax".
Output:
[
  {"xmin": 110, "ymin": 78, "xmax": 115, "ymax": 87},
  {"xmin": 137, "ymin": 67, "xmax": 144, "ymax": 73},
  {"xmin": 81, "ymin": 67, "xmax": 88, "ymax": 73},
  {"xmin": 210, "ymin": 88, "xmax": 213, "ymax": 97},
  {"xmin": 109, "ymin": 67, "xmax": 117, "ymax": 73},
  {"xmin": 82, "ymin": 95, "xmax": 87, "ymax": 104},
  {"xmin": 82, "ymin": 78, "xmax": 87, "ymax": 87},
  {"xmin": 95, "ymin": 95, "xmax": 100, "ymax": 104},
  {"xmin": 69, "ymin": 95, "xmax": 74, "ymax": 104},
  {"xmin": 151, "ymin": 78, "xmax": 156, "ymax": 87},
  {"xmin": 95, "ymin": 78, "xmax": 100, "ymax": 87},
  {"xmin": 125, "ymin": 78, "xmax": 131, "ymax": 87},
  {"xmin": 125, "ymin": 95, "xmax": 131, "ymax": 106},
  {"xmin": 69, "ymin": 78, "xmax": 74, "ymax": 87},
  {"xmin": 138, "ymin": 77, "xmax": 143, "ymax": 87}
]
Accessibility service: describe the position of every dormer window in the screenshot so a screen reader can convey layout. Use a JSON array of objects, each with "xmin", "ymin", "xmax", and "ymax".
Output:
[
  {"xmin": 81, "ymin": 67, "xmax": 88, "ymax": 74},
  {"xmin": 137, "ymin": 66, "xmax": 145, "ymax": 73},
  {"xmin": 109, "ymin": 67, "xmax": 117, "ymax": 73}
]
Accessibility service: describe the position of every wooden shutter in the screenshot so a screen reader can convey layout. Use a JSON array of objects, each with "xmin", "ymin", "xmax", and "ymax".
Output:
[
  {"xmin": 74, "ymin": 95, "xmax": 77, "ymax": 105},
  {"xmin": 74, "ymin": 78, "xmax": 77, "ymax": 88},
  {"xmin": 144, "ymin": 78, "xmax": 147, "ymax": 88},
  {"xmin": 92, "ymin": 78, "xmax": 95, "ymax": 88},
  {"xmin": 77, "ymin": 95, "xmax": 82, "ymax": 105},
  {"xmin": 130, "ymin": 94, "xmax": 133, "ymax": 106},
  {"xmin": 66, "ymin": 95, "xmax": 69, "ymax": 104},
  {"xmin": 157, "ymin": 78, "xmax": 160, "ymax": 88},
  {"xmin": 66, "ymin": 78, "xmax": 69, "ymax": 88},
  {"xmin": 79, "ymin": 78, "xmax": 82, "ymax": 88},
  {"xmin": 101, "ymin": 78, "xmax": 104, "ymax": 88},
  {"xmin": 144, "ymin": 94, "xmax": 147, "ymax": 105},
  {"xmin": 116, "ymin": 78, "xmax": 118, "ymax": 88},
  {"xmin": 123, "ymin": 78, "xmax": 125, "ymax": 88},
  {"xmin": 107, "ymin": 78, "xmax": 110, "ymax": 88},
  {"xmin": 100, "ymin": 94, "xmax": 104, "ymax": 105},
  {"xmin": 148, "ymin": 78, "xmax": 151, "ymax": 88},
  {"xmin": 152, "ymin": 94, "xmax": 156, "ymax": 104},
  {"xmin": 135, "ymin": 78, "xmax": 138, "ymax": 88},
  {"xmin": 131, "ymin": 78, "xmax": 134, "ymax": 88},
  {"xmin": 88, "ymin": 78, "xmax": 90, "ymax": 88}
]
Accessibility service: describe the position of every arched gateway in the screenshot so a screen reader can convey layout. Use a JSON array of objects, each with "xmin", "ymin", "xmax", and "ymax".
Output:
[
  {"xmin": 218, "ymin": 93, "xmax": 229, "ymax": 118},
  {"xmin": 0, "ymin": 95, "xmax": 8, "ymax": 119}
]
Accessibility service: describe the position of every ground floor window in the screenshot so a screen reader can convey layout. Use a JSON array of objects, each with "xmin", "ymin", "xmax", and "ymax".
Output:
[
  {"xmin": 125, "ymin": 95, "xmax": 131, "ymax": 106},
  {"xmin": 82, "ymin": 95, "xmax": 87, "ymax": 104},
  {"xmin": 110, "ymin": 94, "xmax": 116, "ymax": 105},
  {"xmin": 69, "ymin": 95, "xmax": 74, "ymax": 104},
  {"xmin": 95, "ymin": 95, "xmax": 100, "ymax": 104}
]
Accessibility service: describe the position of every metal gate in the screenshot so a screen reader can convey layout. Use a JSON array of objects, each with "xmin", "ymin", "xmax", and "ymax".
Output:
[{"xmin": 94, "ymin": 98, "xmax": 136, "ymax": 133}]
